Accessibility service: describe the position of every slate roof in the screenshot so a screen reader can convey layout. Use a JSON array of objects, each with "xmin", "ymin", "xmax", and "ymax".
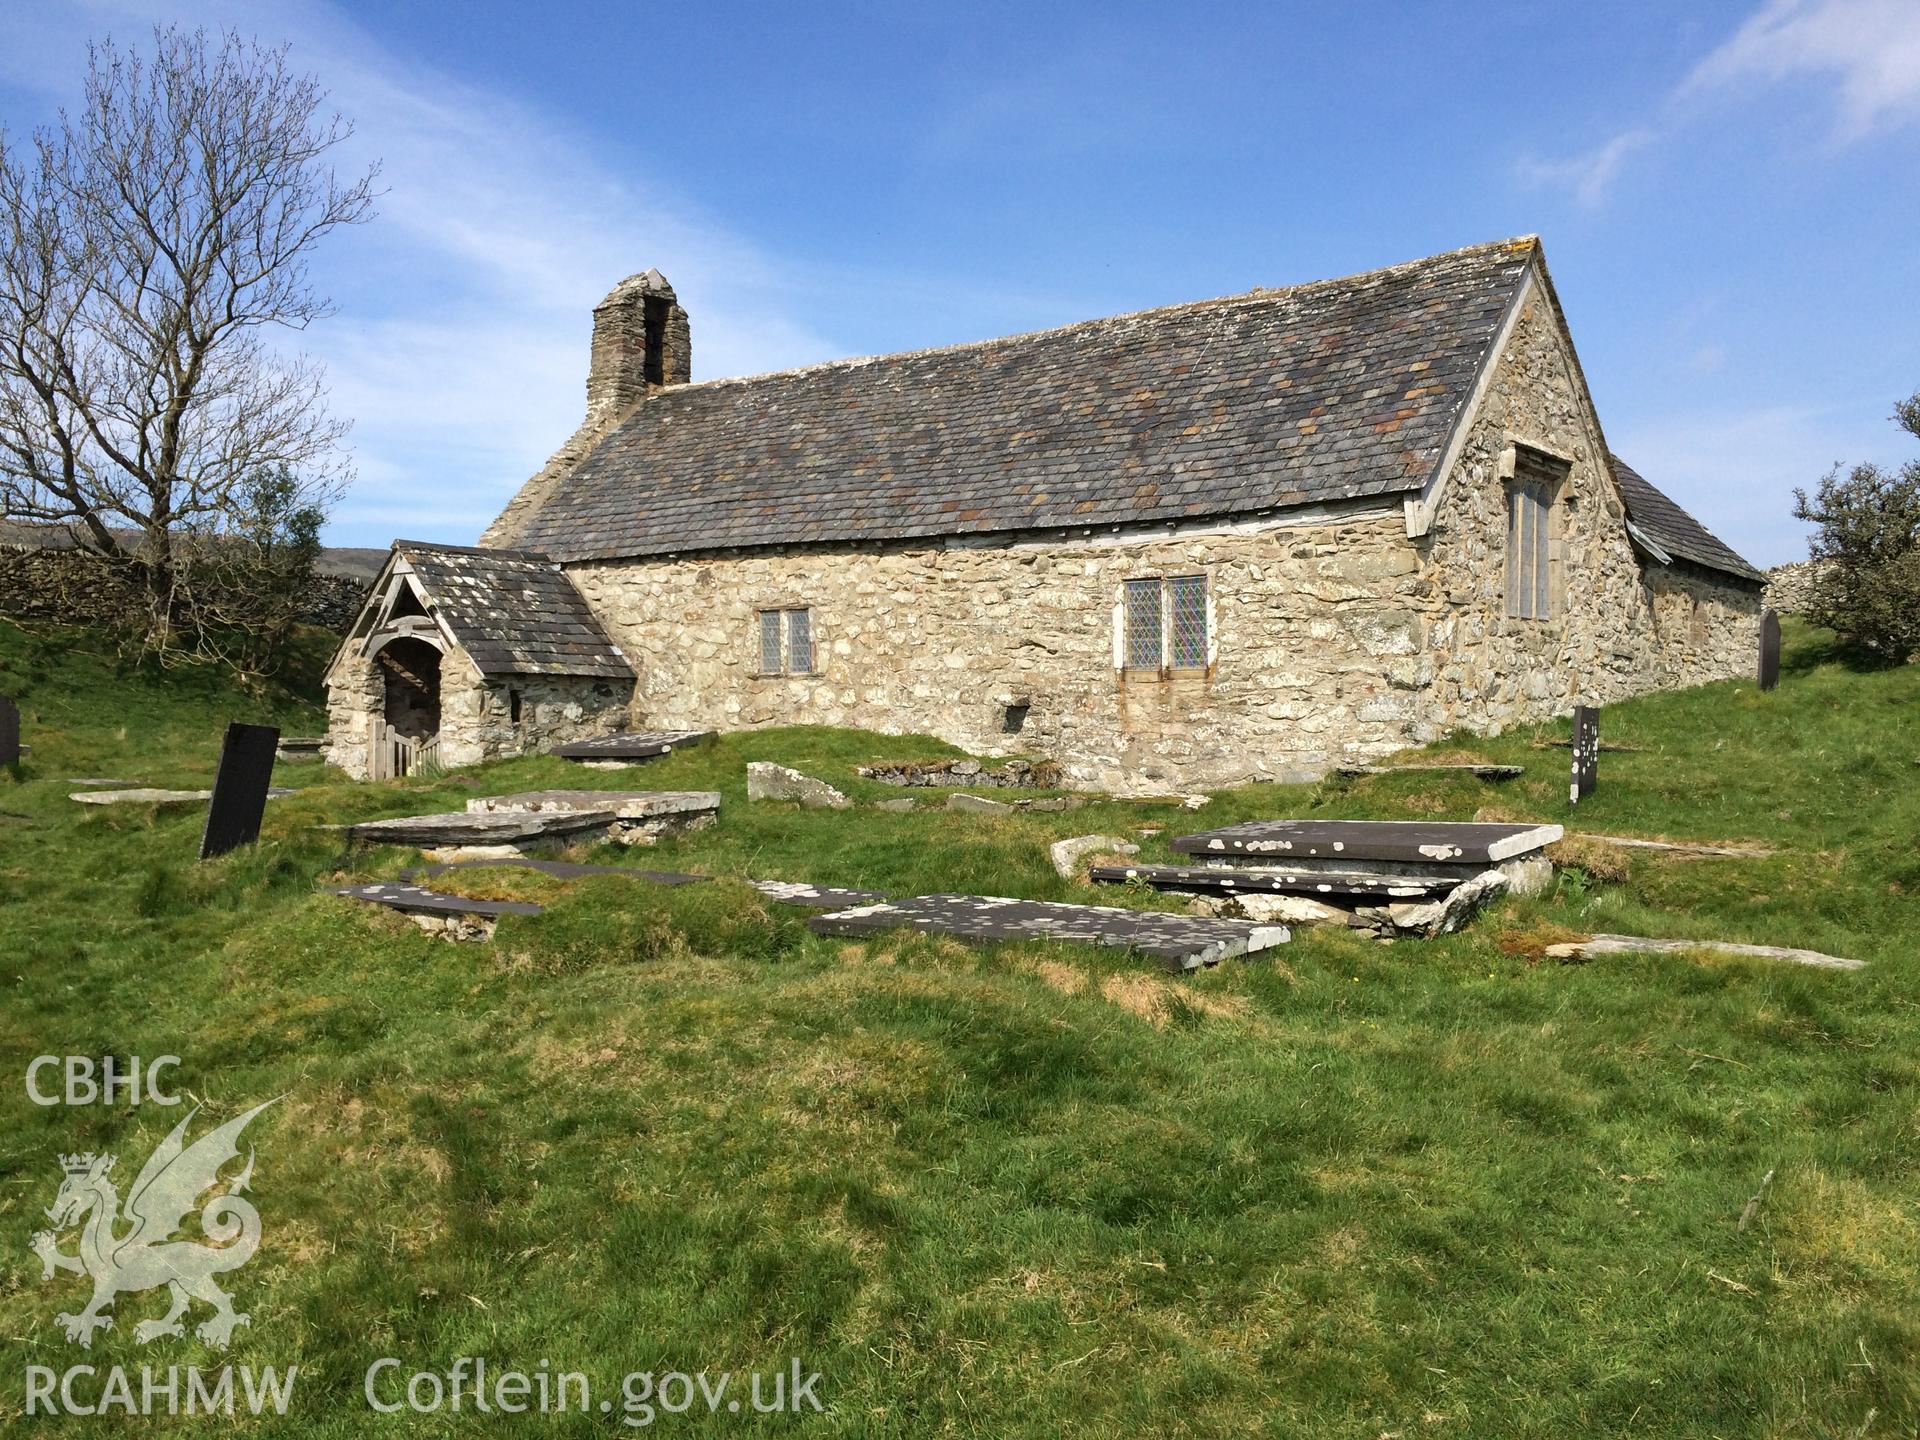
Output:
[
  {"xmin": 510, "ymin": 238, "xmax": 1540, "ymax": 561},
  {"xmin": 1608, "ymin": 457, "xmax": 1764, "ymax": 584},
  {"xmin": 394, "ymin": 541, "xmax": 633, "ymax": 678}
]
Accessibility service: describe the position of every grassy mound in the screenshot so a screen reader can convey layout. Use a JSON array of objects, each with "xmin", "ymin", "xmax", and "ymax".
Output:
[{"xmin": 1, "ymin": 616, "xmax": 1915, "ymax": 1434}]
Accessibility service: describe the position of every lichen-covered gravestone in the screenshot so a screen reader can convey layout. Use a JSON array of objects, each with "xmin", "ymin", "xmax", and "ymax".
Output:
[
  {"xmin": 1758, "ymin": 609, "xmax": 1781, "ymax": 692},
  {"xmin": 1569, "ymin": 706, "xmax": 1599, "ymax": 805},
  {"xmin": 0, "ymin": 694, "xmax": 19, "ymax": 769},
  {"xmin": 200, "ymin": 723, "xmax": 280, "ymax": 860}
]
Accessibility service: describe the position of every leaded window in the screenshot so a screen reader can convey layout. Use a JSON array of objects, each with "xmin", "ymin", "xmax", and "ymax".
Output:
[
  {"xmin": 1124, "ymin": 579, "xmax": 1164, "ymax": 669},
  {"xmin": 1169, "ymin": 575, "xmax": 1208, "ymax": 668},
  {"xmin": 759, "ymin": 608, "xmax": 784, "ymax": 673},
  {"xmin": 786, "ymin": 608, "xmax": 813, "ymax": 673},
  {"xmin": 1123, "ymin": 574, "xmax": 1209, "ymax": 671},
  {"xmin": 757, "ymin": 607, "xmax": 816, "ymax": 674}
]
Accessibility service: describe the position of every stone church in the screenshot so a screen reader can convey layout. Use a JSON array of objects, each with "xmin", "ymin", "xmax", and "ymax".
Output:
[{"xmin": 325, "ymin": 237, "xmax": 1764, "ymax": 788}]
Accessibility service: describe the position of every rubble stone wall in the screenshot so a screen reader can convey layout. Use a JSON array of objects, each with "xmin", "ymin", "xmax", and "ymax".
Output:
[
  {"xmin": 322, "ymin": 639, "xmax": 628, "ymax": 779},
  {"xmin": 1412, "ymin": 285, "xmax": 1761, "ymax": 733}
]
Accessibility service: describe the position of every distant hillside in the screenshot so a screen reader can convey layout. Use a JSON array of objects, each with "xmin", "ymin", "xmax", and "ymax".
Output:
[{"xmin": 0, "ymin": 518, "xmax": 385, "ymax": 581}]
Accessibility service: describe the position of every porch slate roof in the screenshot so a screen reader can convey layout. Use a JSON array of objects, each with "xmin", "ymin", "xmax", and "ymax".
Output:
[
  {"xmin": 510, "ymin": 238, "xmax": 1540, "ymax": 561},
  {"xmin": 395, "ymin": 541, "xmax": 633, "ymax": 679},
  {"xmin": 1608, "ymin": 457, "xmax": 1764, "ymax": 584}
]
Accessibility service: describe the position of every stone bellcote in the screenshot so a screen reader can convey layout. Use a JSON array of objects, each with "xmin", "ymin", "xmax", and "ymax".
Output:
[
  {"xmin": 586, "ymin": 269, "xmax": 691, "ymax": 425},
  {"xmin": 481, "ymin": 269, "xmax": 692, "ymax": 549}
]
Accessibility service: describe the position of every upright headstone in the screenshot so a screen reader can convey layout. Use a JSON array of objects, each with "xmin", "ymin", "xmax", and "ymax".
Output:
[
  {"xmin": 1758, "ymin": 609, "xmax": 1781, "ymax": 692},
  {"xmin": 200, "ymin": 723, "xmax": 280, "ymax": 860},
  {"xmin": 0, "ymin": 694, "xmax": 19, "ymax": 769},
  {"xmin": 1569, "ymin": 705, "xmax": 1599, "ymax": 805}
]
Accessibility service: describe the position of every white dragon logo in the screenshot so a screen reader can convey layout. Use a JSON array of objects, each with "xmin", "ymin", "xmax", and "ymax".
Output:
[{"xmin": 29, "ymin": 1098, "xmax": 278, "ymax": 1349}]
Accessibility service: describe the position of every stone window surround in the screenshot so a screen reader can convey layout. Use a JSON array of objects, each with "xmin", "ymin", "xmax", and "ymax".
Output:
[
  {"xmin": 1499, "ymin": 439, "xmax": 1572, "ymax": 623},
  {"xmin": 750, "ymin": 601, "xmax": 822, "ymax": 678},
  {"xmin": 1114, "ymin": 570, "xmax": 1215, "ymax": 676}
]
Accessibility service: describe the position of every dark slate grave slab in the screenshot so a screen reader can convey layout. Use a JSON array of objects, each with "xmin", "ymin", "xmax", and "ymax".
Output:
[
  {"xmin": 1759, "ymin": 609, "xmax": 1781, "ymax": 692},
  {"xmin": 552, "ymin": 730, "xmax": 713, "ymax": 761},
  {"xmin": 1089, "ymin": 862, "xmax": 1453, "ymax": 900},
  {"xmin": 330, "ymin": 882, "xmax": 544, "ymax": 919},
  {"xmin": 808, "ymin": 894, "xmax": 1288, "ymax": 971},
  {"xmin": 1172, "ymin": 819, "xmax": 1562, "ymax": 865},
  {"xmin": 0, "ymin": 695, "xmax": 19, "ymax": 768},
  {"xmin": 345, "ymin": 809, "xmax": 614, "ymax": 848},
  {"xmin": 411, "ymin": 857, "xmax": 710, "ymax": 885},
  {"xmin": 407, "ymin": 858, "xmax": 887, "ymax": 909},
  {"xmin": 1570, "ymin": 706, "xmax": 1599, "ymax": 805},
  {"xmin": 200, "ymin": 723, "xmax": 280, "ymax": 860},
  {"xmin": 749, "ymin": 879, "xmax": 891, "ymax": 909}
]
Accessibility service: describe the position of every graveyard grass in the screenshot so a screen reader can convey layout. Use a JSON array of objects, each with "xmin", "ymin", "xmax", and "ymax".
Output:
[{"xmin": 1, "ymin": 615, "xmax": 1917, "ymax": 1437}]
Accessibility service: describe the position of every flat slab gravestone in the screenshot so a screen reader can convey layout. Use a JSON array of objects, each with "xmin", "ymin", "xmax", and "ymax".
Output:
[
  {"xmin": 749, "ymin": 879, "xmax": 891, "ymax": 909},
  {"xmin": 1090, "ymin": 861, "xmax": 1454, "ymax": 901},
  {"xmin": 407, "ymin": 857, "xmax": 888, "ymax": 909},
  {"xmin": 809, "ymin": 893, "xmax": 1289, "ymax": 971},
  {"xmin": 201, "ymin": 722, "xmax": 281, "ymax": 860},
  {"xmin": 0, "ymin": 695, "xmax": 19, "ymax": 768},
  {"xmin": 1332, "ymin": 762, "xmax": 1524, "ymax": 781},
  {"xmin": 330, "ymin": 881, "xmax": 544, "ymax": 919},
  {"xmin": 551, "ymin": 730, "xmax": 712, "ymax": 761},
  {"xmin": 344, "ymin": 809, "xmax": 615, "ymax": 852},
  {"xmin": 1545, "ymin": 933, "xmax": 1861, "ymax": 971},
  {"xmin": 468, "ymin": 788, "xmax": 720, "ymax": 844},
  {"xmin": 1570, "ymin": 706, "xmax": 1599, "ymax": 804},
  {"xmin": 1573, "ymin": 833, "xmax": 1776, "ymax": 859},
  {"xmin": 412, "ymin": 857, "xmax": 711, "ymax": 885},
  {"xmin": 1171, "ymin": 819, "xmax": 1562, "ymax": 865},
  {"xmin": 74, "ymin": 786, "xmax": 293, "ymax": 806}
]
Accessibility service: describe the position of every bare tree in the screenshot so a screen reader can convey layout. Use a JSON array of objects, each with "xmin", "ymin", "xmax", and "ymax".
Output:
[{"xmin": 0, "ymin": 27, "xmax": 374, "ymax": 651}]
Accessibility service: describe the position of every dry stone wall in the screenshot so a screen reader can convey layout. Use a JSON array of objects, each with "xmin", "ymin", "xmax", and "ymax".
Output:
[
  {"xmin": 0, "ymin": 545, "xmax": 365, "ymax": 630},
  {"xmin": 1764, "ymin": 560, "xmax": 1825, "ymax": 614}
]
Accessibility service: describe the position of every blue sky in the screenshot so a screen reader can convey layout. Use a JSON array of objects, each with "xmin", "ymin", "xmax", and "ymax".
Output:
[{"xmin": 3, "ymin": 1, "xmax": 1916, "ymax": 565}]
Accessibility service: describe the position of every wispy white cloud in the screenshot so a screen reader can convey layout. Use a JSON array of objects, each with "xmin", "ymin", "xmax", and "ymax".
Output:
[
  {"xmin": 1515, "ymin": 129, "xmax": 1653, "ymax": 207},
  {"xmin": 1521, "ymin": 0, "xmax": 1920, "ymax": 204},
  {"xmin": 1681, "ymin": 0, "xmax": 1920, "ymax": 138},
  {"xmin": 0, "ymin": 0, "xmax": 842, "ymax": 545}
]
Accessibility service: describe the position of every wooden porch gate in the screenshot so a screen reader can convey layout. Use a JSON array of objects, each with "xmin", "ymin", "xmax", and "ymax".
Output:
[{"xmin": 369, "ymin": 719, "xmax": 442, "ymax": 780}]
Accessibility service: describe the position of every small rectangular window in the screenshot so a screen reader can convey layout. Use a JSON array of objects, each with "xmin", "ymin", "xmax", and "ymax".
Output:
[
  {"xmin": 1507, "ymin": 478, "xmax": 1554, "ymax": 620},
  {"xmin": 756, "ymin": 607, "xmax": 816, "ymax": 674},
  {"xmin": 1124, "ymin": 579, "xmax": 1164, "ymax": 669},
  {"xmin": 1123, "ymin": 574, "xmax": 1209, "ymax": 672},
  {"xmin": 508, "ymin": 687, "xmax": 523, "ymax": 724},
  {"xmin": 1169, "ymin": 575, "xmax": 1208, "ymax": 668}
]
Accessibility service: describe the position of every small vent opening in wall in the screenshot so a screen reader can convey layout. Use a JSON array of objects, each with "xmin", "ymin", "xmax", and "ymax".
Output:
[
  {"xmin": 509, "ymin": 688, "xmax": 523, "ymax": 724},
  {"xmin": 1001, "ymin": 700, "xmax": 1030, "ymax": 734}
]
